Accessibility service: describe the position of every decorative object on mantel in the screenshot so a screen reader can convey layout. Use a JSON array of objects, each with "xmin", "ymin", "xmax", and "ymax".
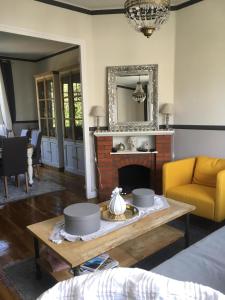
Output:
[
  {"xmin": 159, "ymin": 103, "xmax": 173, "ymax": 130},
  {"xmin": 111, "ymin": 147, "xmax": 118, "ymax": 153},
  {"xmin": 143, "ymin": 141, "xmax": 150, "ymax": 151},
  {"xmin": 132, "ymin": 76, "xmax": 146, "ymax": 103},
  {"xmin": 64, "ymin": 203, "xmax": 100, "ymax": 236},
  {"xmin": 127, "ymin": 136, "xmax": 137, "ymax": 151},
  {"xmin": 132, "ymin": 188, "xmax": 155, "ymax": 207},
  {"xmin": 124, "ymin": 0, "xmax": 171, "ymax": 38},
  {"xmin": 90, "ymin": 106, "xmax": 105, "ymax": 131},
  {"xmin": 117, "ymin": 143, "xmax": 126, "ymax": 151},
  {"xmin": 108, "ymin": 187, "xmax": 126, "ymax": 216}
]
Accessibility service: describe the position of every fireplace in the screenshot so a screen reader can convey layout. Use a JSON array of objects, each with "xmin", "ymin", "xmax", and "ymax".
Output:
[
  {"xmin": 118, "ymin": 165, "xmax": 151, "ymax": 194},
  {"xmin": 94, "ymin": 133, "xmax": 172, "ymax": 201}
]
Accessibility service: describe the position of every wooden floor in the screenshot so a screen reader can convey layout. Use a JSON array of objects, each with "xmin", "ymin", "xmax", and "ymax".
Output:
[{"xmin": 0, "ymin": 167, "xmax": 89, "ymax": 299}]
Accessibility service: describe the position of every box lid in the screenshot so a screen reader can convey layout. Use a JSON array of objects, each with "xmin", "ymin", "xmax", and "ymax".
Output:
[{"xmin": 64, "ymin": 203, "xmax": 100, "ymax": 221}]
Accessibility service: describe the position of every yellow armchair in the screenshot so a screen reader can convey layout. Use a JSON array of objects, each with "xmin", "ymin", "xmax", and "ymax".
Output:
[{"xmin": 163, "ymin": 156, "xmax": 225, "ymax": 222}]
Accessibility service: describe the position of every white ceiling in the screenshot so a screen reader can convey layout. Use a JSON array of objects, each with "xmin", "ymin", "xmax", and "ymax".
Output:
[
  {"xmin": 0, "ymin": 31, "xmax": 74, "ymax": 61},
  {"xmin": 55, "ymin": 0, "xmax": 190, "ymax": 10}
]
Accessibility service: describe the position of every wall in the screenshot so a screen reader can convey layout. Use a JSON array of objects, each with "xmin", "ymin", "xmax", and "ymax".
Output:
[
  {"xmin": 11, "ymin": 60, "xmax": 38, "ymax": 121},
  {"xmin": 174, "ymin": 0, "xmax": 225, "ymax": 159},
  {"xmin": 91, "ymin": 13, "xmax": 176, "ymax": 127},
  {"xmin": 37, "ymin": 48, "xmax": 80, "ymax": 73}
]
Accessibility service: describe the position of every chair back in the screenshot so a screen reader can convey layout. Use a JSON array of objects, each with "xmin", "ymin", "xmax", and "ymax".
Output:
[
  {"xmin": 1, "ymin": 137, "xmax": 28, "ymax": 176},
  {"xmin": 32, "ymin": 131, "xmax": 42, "ymax": 164},
  {"xmin": 20, "ymin": 129, "xmax": 28, "ymax": 137}
]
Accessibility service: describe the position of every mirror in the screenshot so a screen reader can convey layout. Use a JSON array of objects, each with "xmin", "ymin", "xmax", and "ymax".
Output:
[{"xmin": 107, "ymin": 65, "xmax": 158, "ymax": 131}]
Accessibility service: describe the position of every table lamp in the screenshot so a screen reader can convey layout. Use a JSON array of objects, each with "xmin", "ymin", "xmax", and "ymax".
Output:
[
  {"xmin": 159, "ymin": 103, "xmax": 173, "ymax": 130},
  {"xmin": 91, "ymin": 106, "xmax": 105, "ymax": 131}
]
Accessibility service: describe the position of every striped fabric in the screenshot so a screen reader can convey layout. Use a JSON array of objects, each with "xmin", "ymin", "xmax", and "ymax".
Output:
[{"xmin": 37, "ymin": 268, "xmax": 225, "ymax": 300}]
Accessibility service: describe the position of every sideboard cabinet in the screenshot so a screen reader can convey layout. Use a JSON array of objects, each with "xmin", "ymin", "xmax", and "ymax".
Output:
[{"xmin": 35, "ymin": 71, "xmax": 64, "ymax": 168}]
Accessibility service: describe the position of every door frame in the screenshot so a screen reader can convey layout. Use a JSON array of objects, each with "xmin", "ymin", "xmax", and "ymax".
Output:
[{"xmin": 0, "ymin": 24, "xmax": 93, "ymax": 199}]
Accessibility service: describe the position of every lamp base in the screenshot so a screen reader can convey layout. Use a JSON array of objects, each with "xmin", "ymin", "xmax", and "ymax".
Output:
[{"xmin": 165, "ymin": 114, "xmax": 170, "ymax": 130}]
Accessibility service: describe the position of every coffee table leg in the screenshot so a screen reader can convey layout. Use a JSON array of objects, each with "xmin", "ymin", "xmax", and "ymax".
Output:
[
  {"xmin": 184, "ymin": 213, "xmax": 190, "ymax": 248},
  {"xmin": 72, "ymin": 266, "xmax": 80, "ymax": 276},
  {"xmin": 33, "ymin": 237, "xmax": 42, "ymax": 279}
]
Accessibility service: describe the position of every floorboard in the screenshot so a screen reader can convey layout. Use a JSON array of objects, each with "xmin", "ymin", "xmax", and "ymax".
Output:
[{"xmin": 0, "ymin": 167, "xmax": 88, "ymax": 299}]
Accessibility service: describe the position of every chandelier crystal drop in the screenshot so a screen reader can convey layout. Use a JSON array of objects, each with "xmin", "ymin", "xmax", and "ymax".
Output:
[
  {"xmin": 132, "ymin": 77, "xmax": 146, "ymax": 103},
  {"xmin": 124, "ymin": 0, "xmax": 171, "ymax": 38}
]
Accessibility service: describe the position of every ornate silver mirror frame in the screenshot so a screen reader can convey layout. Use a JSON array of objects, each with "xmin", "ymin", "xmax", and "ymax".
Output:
[{"xmin": 107, "ymin": 64, "xmax": 158, "ymax": 131}]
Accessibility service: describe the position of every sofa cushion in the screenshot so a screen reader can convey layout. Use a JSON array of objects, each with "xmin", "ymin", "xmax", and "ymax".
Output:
[
  {"xmin": 193, "ymin": 156, "xmax": 225, "ymax": 187},
  {"xmin": 37, "ymin": 267, "xmax": 224, "ymax": 300},
  {"xmin": 166, "ymin": 183, "xmax": 215, "ymax": 220},
  {"xmin": 152, "ymin": 225, "xmax": 225, "ymax": 294}
]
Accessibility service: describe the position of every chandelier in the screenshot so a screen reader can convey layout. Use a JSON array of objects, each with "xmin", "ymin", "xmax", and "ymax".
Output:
[
  {"xmin": 124, "ymin": 0, "xmax": 171, "ymax": 38},
  {"xmin": 132, "ymin": 76, "xmax": 146, "ymax": 103}
]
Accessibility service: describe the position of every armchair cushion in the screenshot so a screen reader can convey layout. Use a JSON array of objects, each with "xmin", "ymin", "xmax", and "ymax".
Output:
[
  {"xmin": 193, "ymin": 156, "xmax": 225, "ymax": 188},
  {"xmin": 166, "ymin": 184, "xmax": 215, "ymax": 220}
]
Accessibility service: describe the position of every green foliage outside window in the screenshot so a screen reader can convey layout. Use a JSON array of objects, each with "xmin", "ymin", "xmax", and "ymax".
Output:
[{"xmin": 62, "ymin": 76, "xmax": 83, "ymax": 140}]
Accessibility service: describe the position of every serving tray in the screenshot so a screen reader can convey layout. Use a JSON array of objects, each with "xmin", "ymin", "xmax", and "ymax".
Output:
[{"xmin": 101, "ymin": 204, "xmax": 139, "ymax": 222}]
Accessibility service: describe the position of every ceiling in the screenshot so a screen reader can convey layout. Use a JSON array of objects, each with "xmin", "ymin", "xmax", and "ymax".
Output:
[
  {"xmin": 53, "ymin": 0, "xmax": 192, "ymax": 10},
  {"xmin": 0, "ymin": 31, "xmax": 75, "ymax": 61}
]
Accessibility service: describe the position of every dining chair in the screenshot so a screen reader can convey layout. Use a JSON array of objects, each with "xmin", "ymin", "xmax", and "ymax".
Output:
[
  {"xmin": 31, "ymin": 130, "xmax": 42, "ymax": 179},
  {"xmin": 0, "ymin": 135, "xmax": 6, "ymax": 148},
  {"xmin": 20, "ymin": 129, "xmax": 28, "ymax": 137},
  {"xmin": 0, "ymin": 137, "xmax": 28, "ymax": 198}
]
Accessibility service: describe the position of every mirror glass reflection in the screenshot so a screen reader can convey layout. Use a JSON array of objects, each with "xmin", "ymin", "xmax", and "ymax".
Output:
[{"xmin": 116, "ymin": 75, "xmax": 151, "ymax": 123}]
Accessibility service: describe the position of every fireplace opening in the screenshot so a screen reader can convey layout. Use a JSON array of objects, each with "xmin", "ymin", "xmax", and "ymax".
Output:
[{"xmin": 118, "ymin": 165, "xmax": 151, "ymax": 194}]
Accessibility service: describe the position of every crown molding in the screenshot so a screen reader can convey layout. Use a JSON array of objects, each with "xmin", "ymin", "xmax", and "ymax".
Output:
[
  {"xmin": 0, "ymin": 45, "xmax": 78, "ymax": 63},
  {"xmin": 35, "ymin": 0, "xmax": 204, "ymax": 14}
]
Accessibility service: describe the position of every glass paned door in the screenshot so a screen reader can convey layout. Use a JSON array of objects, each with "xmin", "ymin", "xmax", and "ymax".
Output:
[
  {"xmin": 36, "ymin": 75, "xmax": 56, "ymax": 138},
  {"xmin": 61, "ymin": 72, "xmax": 83, "ymax": 141},
  {"xmin": 46, "ymin": 79, "xmax": 54, "ymax": 99}
]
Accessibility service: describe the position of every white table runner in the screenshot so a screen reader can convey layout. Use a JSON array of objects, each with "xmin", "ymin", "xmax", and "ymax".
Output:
[{"xmin": 49, "ymin": 196, "xmax": 169, "ymax": 244}]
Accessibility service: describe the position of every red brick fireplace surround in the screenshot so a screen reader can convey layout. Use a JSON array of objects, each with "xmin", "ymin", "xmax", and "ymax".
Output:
[{"xmin": 95, "ymin": 134, "xmax": 172, "ymax": 201}]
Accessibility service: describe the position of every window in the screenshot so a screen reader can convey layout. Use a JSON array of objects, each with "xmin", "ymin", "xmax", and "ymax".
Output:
[{"xmin": 61, "ymin": 71, "xmax": 83, "ymax": 141}]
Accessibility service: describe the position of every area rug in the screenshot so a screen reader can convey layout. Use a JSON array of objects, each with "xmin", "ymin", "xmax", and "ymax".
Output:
[
  {"xmin": 1, "ymin": 258, "xmax": 56, "ymax": 300},
  {"xmin": 1, "ymin": 216, "xmax": 222, "ymax": 300},
  {"xmin": 0, "ymin": 178, "xmax": 65, "ymax": 204}
]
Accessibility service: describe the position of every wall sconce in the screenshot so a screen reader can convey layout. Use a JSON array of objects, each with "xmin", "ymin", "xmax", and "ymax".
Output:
[
  {"xmin": 159, "ymin": 103, "xmax": 173, "ymax": 130},
  {"xmin": 90, "ymin": 106, "xmax": 105, "ymax": 131}
]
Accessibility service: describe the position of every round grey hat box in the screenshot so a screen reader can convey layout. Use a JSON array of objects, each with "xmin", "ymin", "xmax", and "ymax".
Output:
[
  {"xmin": 132, "ymin": 188, "xmax": 155, "ymax": 207},
  {"xmin": 64, "ymin": 203, "xmax": 100, "ymax": 235}
]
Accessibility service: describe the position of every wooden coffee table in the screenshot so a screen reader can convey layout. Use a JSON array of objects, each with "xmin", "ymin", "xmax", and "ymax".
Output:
[{"xmin": 27, "ymin": 198, "xmax": 195, "ymax": 281}]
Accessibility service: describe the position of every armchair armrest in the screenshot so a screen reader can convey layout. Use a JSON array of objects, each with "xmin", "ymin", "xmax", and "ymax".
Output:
[
  {"xmin": 215, "ymin": 170, "xmax": 225, "ymax": 222},
  {"xmin": 163, "ymin": 157, "xmax": 196, "ymax": 196}
]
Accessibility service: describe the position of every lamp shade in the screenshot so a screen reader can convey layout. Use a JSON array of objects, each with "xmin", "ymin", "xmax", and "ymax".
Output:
[
  {"xmin": 90, "ymin": 106, "xmax": 105, "ymax": 117},
  {"xmin": 159, "ymin": 103, "xmax": 173, "ymax": 115}
]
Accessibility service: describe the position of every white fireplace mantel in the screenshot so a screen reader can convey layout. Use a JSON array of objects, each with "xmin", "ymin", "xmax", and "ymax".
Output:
[{"xmin": 94, "ymin": 130, "xmax": 174, "ymax": 137}]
